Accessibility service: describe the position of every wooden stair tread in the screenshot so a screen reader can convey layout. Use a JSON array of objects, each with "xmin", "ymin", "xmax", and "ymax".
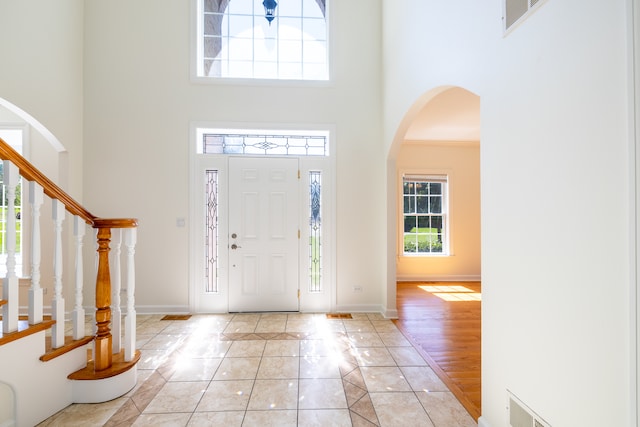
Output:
[
  {"xmin": 41, "ymin": 335, "xmax": 94, "ymax": 361},
  {"xmin": 68, "ymin": 349, "xmax": 141, "ymax": 380},
  {"xmin": 0, "ymin": 299, "xmax": 7, "ymax": 306},
  {"xmin": 0, "ymin": 319, "xmax": 55, "ymax": 346}
]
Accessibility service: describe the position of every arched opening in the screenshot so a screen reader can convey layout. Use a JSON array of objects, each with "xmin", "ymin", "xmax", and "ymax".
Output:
[
  {"xmin": 0, "ymin": 97, "xmax": 68, "ymax": 308},
  {"xmin": 386, "ymin": 86, "xmax": 481, "ymax": 419},
  {"xmin": 0, "ymin": 381, "xmax": 15, "ymax": 426}
]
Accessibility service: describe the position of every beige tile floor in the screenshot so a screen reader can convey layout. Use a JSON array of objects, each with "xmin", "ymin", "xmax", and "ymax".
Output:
[{"xmin": 38, "ymin": 313, "xmax": 477, "ymax": 427}]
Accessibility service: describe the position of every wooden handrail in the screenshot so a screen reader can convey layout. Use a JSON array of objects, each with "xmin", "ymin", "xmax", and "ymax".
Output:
[
  {"xmin": 0, "ymin": 136, "xmax": 139, "ymax": 372},
  {"xmin": 0, "ymin": 137, "xmax": 95, "ymax": 224}
]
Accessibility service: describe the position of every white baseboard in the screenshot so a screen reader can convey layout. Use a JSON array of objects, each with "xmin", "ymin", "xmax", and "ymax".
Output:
[
  {"xmin": 334, "ymin": 304, "xmax": 385, "ymax": 315},
  {"xmin": 477, "ymin": 416, "xmax": 491, "ymax": 427},
  {"xmin": 135, "ymin": 305, "xmax": 191, "ymax": 314},
  {"xmin": 396, "ymin": 274, "xmax": 481, "ymax": 282},
  {"xmin": 382, "ymin": 307, "xmax": 398, "ymax": 319}
]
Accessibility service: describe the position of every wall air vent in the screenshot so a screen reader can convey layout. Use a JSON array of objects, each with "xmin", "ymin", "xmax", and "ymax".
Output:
[
  {"xmin": 508, "ymin": 391, "xmax": 552, "ymax": 427},
  {"xmin": 504, "ymin": 0, "xmax": 548, "ymax": 32}
]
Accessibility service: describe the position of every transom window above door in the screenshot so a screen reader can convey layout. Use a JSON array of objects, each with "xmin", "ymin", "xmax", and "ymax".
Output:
[
  {"xmin": 196, "ymin": 128, "xmax": 329, "ymax": 156},
  {"xmin": 197, "ymin": 0, "xmax": 328, "ymax": 80}
]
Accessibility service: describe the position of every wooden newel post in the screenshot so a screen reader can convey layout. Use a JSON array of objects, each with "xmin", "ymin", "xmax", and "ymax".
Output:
[
  {"xmin": 92, "ymin": 218, "xmax": 138, "ymax": 372},
  {"xmin": 94, "ymin": 226, "xmax": 113, "ymax": 371}
]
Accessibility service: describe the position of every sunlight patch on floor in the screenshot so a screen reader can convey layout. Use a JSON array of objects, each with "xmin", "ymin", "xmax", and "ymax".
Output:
[{"xmin": 418, "ymin": 285, "xmax": 482, "ymax": 302}]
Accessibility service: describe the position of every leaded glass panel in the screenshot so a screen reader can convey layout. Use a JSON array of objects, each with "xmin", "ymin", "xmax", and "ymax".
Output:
[
  {"xmin": 309, "ymin": 171, "xmax": 322, "ymax": 292},
  {"xmin": 205, "ymin": 170, "xmax": 219, "ymax": 293}
]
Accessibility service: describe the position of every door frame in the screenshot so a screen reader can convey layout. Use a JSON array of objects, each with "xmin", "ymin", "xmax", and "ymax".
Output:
[{"xmin": 188, "ymin": 123, "xmax": 336, "ymax": 313}]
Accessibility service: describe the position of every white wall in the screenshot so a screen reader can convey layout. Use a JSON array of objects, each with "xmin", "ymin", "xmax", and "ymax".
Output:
[
  {"xmin": 0, "ymin": 0, "xmax": 84, "ymax": 199},
  {"xmin": 396, "ymin": 141, "xmax": 480, "ymax": 281},
  {"xmin": 0, "ymin": 1, "xmax": 84, "ymax": 312},
  {"xmin": 82, "ymin": 1, "xmax": 384, "ymax": 312},
  {"xmin": 384, "ymin": 1, "xmax": 633, "ymax": 426}
]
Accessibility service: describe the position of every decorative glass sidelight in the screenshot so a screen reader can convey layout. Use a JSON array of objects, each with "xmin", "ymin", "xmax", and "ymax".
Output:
[
  {"xmin": 309, "ymin": 171, "xmax": 322, "ymax": 292},
  {"xmin": 205, "ymin": 170, "xmax": 219, "ymax": 293}
]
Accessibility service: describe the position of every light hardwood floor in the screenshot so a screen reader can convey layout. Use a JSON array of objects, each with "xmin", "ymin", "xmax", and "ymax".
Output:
[{"xmin": 393, "ymin": 281, "xmax": 481, "ymax": 421}]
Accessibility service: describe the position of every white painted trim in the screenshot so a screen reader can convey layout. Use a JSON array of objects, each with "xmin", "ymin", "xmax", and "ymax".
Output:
[
  {"xmin": 631, "ymin": 0, "xmax": 640, "ymax": 424},
  {"xmin": 135, "ymin": 305, "xmax": 191, "ymax": 315},
  {"xmin": 72, "ymin": 367, "xmax": 136, "ymax": 404},
  {"xmin": 382, "ymin": 307, "xmax": 398, "ymax": 319},
  {"xmin": 334, "ymin": 304, "xmax": 385, "ymax": 314},
  {"xmin": 188, "ymin": 122, "xmax": 337, "ymax": 314},
  {"xmin": 0, "ymin": 97, "xmax": 65, "ymax": 153},
  {"xmin": 477, "ymin": 416, "xmax": 492, "ymax": 427},
  {"xmin": 397, "ymin": 275, "xmax": 481, "ymax": 282}
]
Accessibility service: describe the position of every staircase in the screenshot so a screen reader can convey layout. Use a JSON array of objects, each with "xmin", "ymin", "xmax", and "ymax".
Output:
[{"xmin": 0, "ymin": 138, "xmax": 140, "ymax": 427}]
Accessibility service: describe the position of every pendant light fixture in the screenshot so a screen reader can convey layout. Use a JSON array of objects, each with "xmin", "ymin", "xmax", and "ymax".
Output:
[{"xmin": 263, "ymin": 0, "xmax": 277, "ymax": 25}]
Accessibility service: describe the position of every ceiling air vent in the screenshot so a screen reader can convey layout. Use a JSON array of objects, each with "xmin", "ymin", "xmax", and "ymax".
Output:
[
  {"xmin": 504, "ymin": 0, "xmax": 548, "ymax": 32},
  {"xmin": 508, "ymin": 391, "xmax": 552, "ymax": 427}
]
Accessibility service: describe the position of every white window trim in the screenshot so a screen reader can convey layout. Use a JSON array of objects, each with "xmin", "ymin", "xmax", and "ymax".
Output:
[{"xmin": 398, "ymin": 169, "xmax": 453, "ymax": 257}]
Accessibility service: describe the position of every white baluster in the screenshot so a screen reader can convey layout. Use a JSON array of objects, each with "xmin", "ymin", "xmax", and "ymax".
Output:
[
  {"xmin": 72, "ymin": 216, "xmax": 85, "ymax": 340},
  {"xmin": 51, "ymin": 200, "xmax": 66, "ymax": 348},
  {"xmin": 2, "ymin": 160, "xmax": 19, "ymax": 333},
  {"xmin": 124, "ymin": 228, "xmax": 137, "ymax": 362},
  {"xmin": 28, "ymin": 182, "xmax": 44, "ymax": 325},
  {"xmin": 111, "ymin": 228, "xmax": 122, "ymax": 353}
]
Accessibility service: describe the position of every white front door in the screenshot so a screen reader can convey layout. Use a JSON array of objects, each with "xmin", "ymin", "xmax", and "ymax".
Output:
[{"xmin": 228, "ymin": 157, "xmax": 300, "ymax": 312}]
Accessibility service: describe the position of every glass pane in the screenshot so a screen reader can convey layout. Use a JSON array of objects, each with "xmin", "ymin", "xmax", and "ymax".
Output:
[
  {"xmin": 279, "ymin": 62, "xmax": 303, "ymax": 79},
  {"xmin": 403, "ymin": 182, "xmax": 415, "ymax": 195},
  {"xmin": 303, "ymin": 0, "xmax": 324, "ymax": 18},
  {"xmin": 430, "ymin": 183, "xmax": 442, "ymax": 195},
  {"xmin": 227, "ymin": 60, "xmax": 253, "ymax": 77},
  {"xmin": 280, "ymin": 0, "xmax": 302, "ymax": 16},
  {"xmin": 302, "ymin": 17, "xmax": 326, "ymax": 40},
  {"xmin": 204, "ymin": 0, "xmax": 216, "ymax": 13},
  {"xmin": 415, "ymin": 182, "xmax": 429, "ymax": 195},
  {"xmin": 429, "ymin": 196, "xmax": 442, "ymax": 213},
  {"xmin": 309, "ymin": 171, "xmax": 322, "ymax": 292},
  {"xmin": 228, "ymin": 0, "xmax": 254, "ymax": 14},
  {"xmin": 205, "ymin": 170, "xmax": 219, "ymax": 293},
  {"xmin": 431, "ymin": 216, "xmax": 443, "ymax": 230},
  {"xmin": 228, "ymin": 14, "xmax": 255, "ymax": 36},
  {"xmin": 404, "ymin": 216, "xmax": 417, "ymax": 233},
  {"xmin": 254, "ymin": 61, "xmax": 278, "ymax": 79},
  {"xmin": 204, "ymin": 13, "xmax": 223, "ymax": 36},
  {"xmin": 403, "ymin": 195, "xmax": 414, "ymax": 214},
  {"xmin": 229, "ymin": 38, "xmax": 254, "ymax": 60},
  {"xmin": 303, "ymin": 40, "xmax": 326, "ymax": 62},
  {"xmin": 417, "ymin": 216, "xmax": 430, "ymax": 230},
  {"xmin": 279, "ymin": 40, "xmax": 303, "ymax": 62},
  {"xmin": 416, "ymin": 196, "xmax": 428, "ymax": 213},
  {"xmin": 404, "ymin": 234, "xmax": 417, "ymax": 253}
]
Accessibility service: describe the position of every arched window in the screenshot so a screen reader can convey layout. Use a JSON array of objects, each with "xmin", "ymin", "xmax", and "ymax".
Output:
[{"xmin": 198, "ymin": 0, "xmax": 328, "ymax": 80}]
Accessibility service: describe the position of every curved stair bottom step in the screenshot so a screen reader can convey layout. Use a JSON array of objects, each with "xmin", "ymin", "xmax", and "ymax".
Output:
[{"xmin": 70, "ymin": 350, "xmax": 141, "ymax": 404}]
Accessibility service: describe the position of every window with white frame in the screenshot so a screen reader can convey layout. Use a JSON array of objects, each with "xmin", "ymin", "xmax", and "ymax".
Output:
[
  {"xmin": 197, "ymin": 0, "xmax": 328, "ymax": 80},
  {"xmin": 402, "ymin": 174, "xmax": 448, "ymax": 255}
]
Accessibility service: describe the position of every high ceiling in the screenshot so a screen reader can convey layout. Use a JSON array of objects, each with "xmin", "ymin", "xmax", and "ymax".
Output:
[{"xmin": 404, "ymin": 87, "xmax": 480, "ymax": 142}]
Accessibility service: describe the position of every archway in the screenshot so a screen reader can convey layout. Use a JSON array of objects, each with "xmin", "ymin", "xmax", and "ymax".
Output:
[
  {"xmin": 0, "ymin": 382, "xmax": 15, "ymax": 426},
  {"xmin": 386, "ymin": 86, "xmax": 481, "ymax": 419}
]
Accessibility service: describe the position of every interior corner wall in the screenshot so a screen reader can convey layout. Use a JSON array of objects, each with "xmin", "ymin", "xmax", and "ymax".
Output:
[
  {"xmin": 396, "ymin": 141, "xmax": 480, "ymax": 281},
  {"xmin": 383, "ymin": 1, "xmax": 633, "ymax": 426}
]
